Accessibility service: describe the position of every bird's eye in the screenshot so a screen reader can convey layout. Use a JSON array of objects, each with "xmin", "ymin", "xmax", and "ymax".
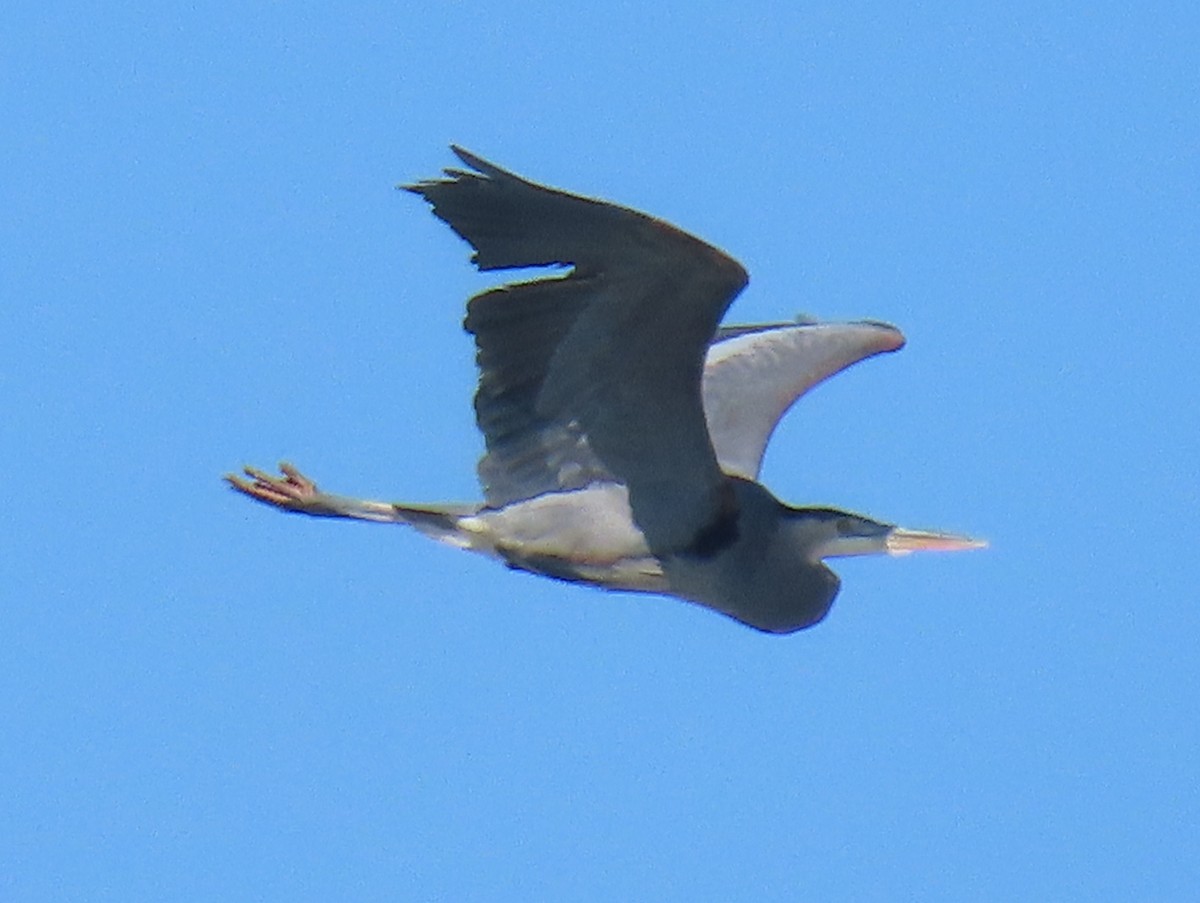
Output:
[{"xmin": 836, "ymin": 517, "xmax": 856, "ymax": 535}]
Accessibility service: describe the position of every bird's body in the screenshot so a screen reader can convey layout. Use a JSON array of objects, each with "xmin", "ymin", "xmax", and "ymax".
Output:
[{"xmin": 228, "ymin": 148, "xmax": 983, "ymax": 633}]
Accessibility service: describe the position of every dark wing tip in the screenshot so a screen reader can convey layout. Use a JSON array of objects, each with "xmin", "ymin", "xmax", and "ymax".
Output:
[
  {"xmin": 400, "ymin": 146, "xmax": 583, "ymax": 272},
  {"xmin": 398, "ymin": 146, "xmax": 513, "ymax": 195},
  {"xmin": 401, "ymin": 146, "xmax": 749, "ymax": 289},
  {"xmin": 449, "ymin": 145, "xmax": 513, "ymax": 179}
]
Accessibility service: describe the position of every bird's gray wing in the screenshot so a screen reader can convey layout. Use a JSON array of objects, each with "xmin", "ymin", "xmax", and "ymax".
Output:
[
  {"xmin": 702, "ymin": 321, "xmax": 905, "ymax": 480},
  {"xmin": 404, "ymin": 147, "xmax": 748, "ymax": 554}
]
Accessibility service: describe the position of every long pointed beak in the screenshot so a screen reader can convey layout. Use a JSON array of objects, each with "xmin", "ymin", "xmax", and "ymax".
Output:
[{"xmin": 886, "ymin": 526, "xmax": 988, "ymax": 557}]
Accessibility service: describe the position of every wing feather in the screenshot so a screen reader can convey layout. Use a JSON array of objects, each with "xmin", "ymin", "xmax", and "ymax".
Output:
[
  {"xmin": 405, "ymin": 148, "xmax": 748, "ymax": 553},
  {"xmin": 703, "ymin": 321, "xmax": 905, "ymax": 480}
]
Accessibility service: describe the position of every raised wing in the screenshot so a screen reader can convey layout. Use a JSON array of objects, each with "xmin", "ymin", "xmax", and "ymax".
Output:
[
  {"xmin": 702, "ymin": 321, "xmax": 905, "ymax": 480},
  {"xmin": 404, "ymin": 147, "xmax": 749, "ymax": 554}
]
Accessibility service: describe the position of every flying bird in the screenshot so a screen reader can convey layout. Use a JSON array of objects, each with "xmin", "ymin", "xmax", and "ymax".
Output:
[{"xmin": 227, "ymin": 147, "xmax": 984, "ymax": 633}]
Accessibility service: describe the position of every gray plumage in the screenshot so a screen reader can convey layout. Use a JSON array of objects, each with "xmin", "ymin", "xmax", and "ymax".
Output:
[{"xmin": 228, "ymin": 148, "xmax": 983, "ymax": 633}]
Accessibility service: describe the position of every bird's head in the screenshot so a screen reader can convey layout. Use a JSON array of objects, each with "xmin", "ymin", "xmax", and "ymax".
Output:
[{"xmin": 787, "ymin": 507, "xmax": 987, "ymax": 561}]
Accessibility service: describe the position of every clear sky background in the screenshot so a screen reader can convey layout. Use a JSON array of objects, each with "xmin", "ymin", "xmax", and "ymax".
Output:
[{"xmin": 3, "ymin": 2, "xmax": 1198, "ymax": 900}]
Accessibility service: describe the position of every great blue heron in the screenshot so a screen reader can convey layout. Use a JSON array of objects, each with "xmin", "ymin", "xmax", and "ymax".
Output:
[{"xmin": 228, "ymin": 147, "xmax": 984, "ymax": 634}]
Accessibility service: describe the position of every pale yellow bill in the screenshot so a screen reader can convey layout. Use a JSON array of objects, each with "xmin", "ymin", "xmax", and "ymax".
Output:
[{"xmin": 886, "ymin": 527, "xmax": 989, "ymax": 557}]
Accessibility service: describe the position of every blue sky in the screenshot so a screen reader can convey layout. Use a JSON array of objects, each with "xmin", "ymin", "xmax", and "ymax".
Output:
[{"xmin": 3, "ymin": 2, "xmax": 1198, "ymax": 899}]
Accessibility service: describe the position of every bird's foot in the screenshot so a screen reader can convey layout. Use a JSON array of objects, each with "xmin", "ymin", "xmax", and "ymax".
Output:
[{"xmin": 225, "ymin": 462, "xmax": 329, "ymax": 514}]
